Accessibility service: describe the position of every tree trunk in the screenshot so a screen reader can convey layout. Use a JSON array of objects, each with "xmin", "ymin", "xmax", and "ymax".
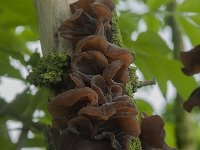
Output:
[{"xmin": 34, "ymin": 0, "xmax": 77, "ymax": 56}]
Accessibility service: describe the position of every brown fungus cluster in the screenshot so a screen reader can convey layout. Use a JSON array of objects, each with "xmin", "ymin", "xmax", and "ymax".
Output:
[
  {"xmin": 48, "ymin": 0, "xmax": 140, "ymax": 149},
  {"xmin": 180, "ymin": 44, "xmax": 200, "ymax": 76},
  {"xmin": 180, "ymin": 45, "xmax": 200, "ymax": 112},
  {"xmin": 139, "ymin": 114, "xmax": 175, "ymax": 150},
  {"xmin": 46, "ymin": 0, "xmax": 174, "ymax": 150}
]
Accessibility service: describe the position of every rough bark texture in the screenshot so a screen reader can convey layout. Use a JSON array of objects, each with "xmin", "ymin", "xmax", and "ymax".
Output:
[{"xmin": 34, "ymin": 0, "xmax": 77, "ymax": 56}]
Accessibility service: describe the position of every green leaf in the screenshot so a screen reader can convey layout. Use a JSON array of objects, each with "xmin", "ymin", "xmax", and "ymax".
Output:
[
  {"xmin": 0, "ymin": 51, "xmax": 24, "ymax": 80},
  {"xmin": 0, "ymin": 0, "xmax": 37, "ymax": 29},
  {"xmin": 23, "ymin": 134, "xmax": 45, "ymax": 148},
  {"xmin": 147, "ymin": 0, "xmax": 170, "ymax": 10},
  {"xmin": 136, "ymin": 50, "xmax": 197, "ymax": 99},
  {"xmin": 178, "ymin": 16, "xmax": 200, "ymax": 46},
  {"xmin": 132, "ymin": 31, "xmax": 172, "ymax": 55},
  {"xmin": 0, "ymin": 124, "xmax": 15, "ymax": 149},
  {"xmin": 143, "ymin": 15, "xmax": 161, "ymax": 32},
  {"xmin": 0, "ymin": 29, "xmax": 31, "ymax": 54},
  {"xmin": 7, "ymin": 88, "xmax": 48, "ymax": 120},
  {"xmin": 124, "ymin": 31, "xmax": 197, "ymax": 99},
  {"xmin": 135, "ymin": 51, "xmax": 168, "ymax": 96},
  {"xmin": 177, "ymin": 0, "xmax": 200, "ymax": 13},
  {"xmin": 190, "ymin": 15, "xmax": 200, "ymax": 25},
  {"xmin": 164, "ymin": 122, "xmax": 176, "ymax": 148},
  {"xmin": 136, "ymin": 99, "xmax": 154, "ymax": 115},
  {"xmin": 20, "ymin": 27, "xmax": 39, "ymax": 41},
  {"xmin": 118, "ymin": 11, "xmax": 141, "ymax": 38}
]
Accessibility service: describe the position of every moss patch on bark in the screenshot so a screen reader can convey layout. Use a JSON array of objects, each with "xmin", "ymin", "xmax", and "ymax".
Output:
[
  {"xmin": 27, "ymin": 52, "xmax": 70, "ymax": 91},
  {"xmin": 112, "ymin": 10, "xmax": 142, "ymax": 150}
]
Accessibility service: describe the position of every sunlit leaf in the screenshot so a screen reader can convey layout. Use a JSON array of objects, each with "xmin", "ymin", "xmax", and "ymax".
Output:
[
  {"xmin": 0, "ymin": 51, "xmax": 24, "ymax": 80},
  {"xmin": 132, "ymin": 31, "xmax": 172, "ymax": 55},
  {"xmin": 178, "ymin": 16, "xmax": 200, "ymax": 46},
  {"xmin": 23, "ymin": 134, "xmax": 45, "ymax": 148},
  {"xmin": 146, "ymin": 0, "xmax": 170, "ymax": 10},
  {"xmin": 143, "ymin": 15, "xmax": 161, "ymax": 32},
  {"xmin": 124, "ymin": 31, "xmax": 197, "ymax": 99},
  {"xmin": 5, "ymin": 88, "xmax": 48, "ymax": 120},
  {"xmin": 0, "ymin": 123, "xmax": 15, "ymax": 149},
  {"xmin": 177, "ymin": 0, "xmax": 200, "ymax": 13},
  {"xmin": 0, "ymin": 0, "xmax": 37, "ymax": 29},
  {"xmin": 118, "ymin": 11, "xmax": 141, "ymax": 40},
  {"xmin": 136, "ymin": 99, "xmax": 154, "ymax": 115},
  {"xmin": 20, "ymin": 27, "xmax": 39, "ymax": 41},
  {"xmin": 164, "ymin": 122, "xmax": 176, "ymax": 148}
]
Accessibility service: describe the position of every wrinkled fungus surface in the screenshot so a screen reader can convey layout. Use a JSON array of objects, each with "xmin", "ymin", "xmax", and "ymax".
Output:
[
  {"xmin": 183, "ymin": 87, "xmax": 200, "ymax": 112},
  {"xmin": 139, "ymin": 114, "xmax": 175, "ymax": 150},
  {"xmin": 180, "ymin": 44, "xmax": 200, "ymax": 76},
  {"xmin": 45, "ymin": 0, "xmax": 173, "ymax": 150},
  {"xmin": 48, "ymin": 0, "xmax": 139, "ymax": 149}
]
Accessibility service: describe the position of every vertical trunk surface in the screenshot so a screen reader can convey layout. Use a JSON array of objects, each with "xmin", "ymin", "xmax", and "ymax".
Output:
[{"xmin": 34, "ymin": 0, "xmax": 77, "ymax": 56}]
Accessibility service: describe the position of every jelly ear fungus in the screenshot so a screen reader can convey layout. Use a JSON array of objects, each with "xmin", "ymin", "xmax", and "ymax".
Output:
[
  {"xmin": 47, "ymin": 0, "xmax": 173, "ymax": 150},
  {"xmin": 48, "ymin": 0, "xmax": 140, "ymax": 149}
]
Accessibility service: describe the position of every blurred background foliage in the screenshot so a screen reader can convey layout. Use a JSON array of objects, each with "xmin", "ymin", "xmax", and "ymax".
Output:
[{"xmin": 0, "ymin": 0, "xmax": 200, "ymax": 149}]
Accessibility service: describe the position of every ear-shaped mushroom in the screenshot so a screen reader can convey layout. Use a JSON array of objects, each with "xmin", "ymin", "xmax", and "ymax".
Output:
[
  {"xmin": 78, "ymin": 101, "xmax": 137, "ymax": 121},
  {"xmin": 95, "ymin": 132, "xmax": 122, "ymax": 149},
  {"xmin": 180, "ymin": 45, "xmax": 200, "ymax": 76},
  {"xmin": 109, "ymin": 84, "xmax": 123, "ymax": 98},
  {"xmin": 104, "ymin": 113, "xmax": 140, "ymax": 137},
  {"xmin": 103, "ymin": 60, "xmax": 129, "ymax": 85},
  {"xmin": 139, "ymin": 114, "xmax": 174, "ymax": 150},
  {"xmin": 69, "ymin": 72, "xmax": 85, "ymax": 88},
  {"xmin": 91, "ymin": 75, "xmax": 108, "ymax": 104},
  {"xmin": 183, "ymin": 87, "xmax": 200, "ymax": 112},
  {"xmin": 92, "ymin": 2, "xmax": 112, "ymax": 19},
  {"xmin": 72, "ymin": 51, "xmax": 108, "ymax": 75},
  {"xmin": 59, "ymin": 9, "xmax": 97, "ymax": 44},
  {"xmin": 70, "ymin": 0, "xmax": 94, "ymax": 15},
  {"xmin": 75, "ymin": 35, "xmax": 108, "ymax": 54},
  {"xmin": 112, "ymin": 95, "xmax": 130, "ymax": 102},
  {"xmin": 70, "ymin": 0, "xmax": 114, "ymax": 20},
  {"xmin": 95, "ymin": 112, "xmax": 140, "ymax": 150},
  {"xmin": 48, "ymin": 87, "xmax": 98, "ymax": 128},
  {"xmin": 60, "ymin": 130, "xmax": 113, "ymax": 150},
  {"xmin": 75, "ymin": 36, "xmax": 134, "ymax": 66},
  {"xmin": 106, "ymin": 44, "xmax": 134, "ymax": 66},
  {"xmin": 68, "ymin": 116, "xmax": 94, "ymax": 136},
  {"xmin": 94, "ymin": 0, "xmax": 115, "ymax": 12}
]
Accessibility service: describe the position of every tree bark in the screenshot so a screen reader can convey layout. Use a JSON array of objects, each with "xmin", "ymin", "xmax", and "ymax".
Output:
[{"xmin": 34, "ymin": 0, "xmax": 77, "ymax": 56}]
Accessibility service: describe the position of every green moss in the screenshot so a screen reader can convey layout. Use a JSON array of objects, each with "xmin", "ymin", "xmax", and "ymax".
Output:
[
  {"xmin": 129, "ymin": 138, "xmax": 142, "ymax": 150},
  {"xmin": 27, "ymin": 52, "xmax": 70, "ymax": 90},
  {"xmin": 126, "ymin": 66, "xmax": 138, "ymax": 97},
  {"xmin": 111, "ymin": 10, "xmax": 124, "ymax": 48},
  {"xmin": 111, "ymin": 10, "xmax": 142, "ymax": 150}
]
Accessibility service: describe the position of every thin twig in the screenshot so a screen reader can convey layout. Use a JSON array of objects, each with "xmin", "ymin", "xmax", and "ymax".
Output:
[{"xmin": 137, "ymin": 79, "xmax": 156, "ymax": 88}]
